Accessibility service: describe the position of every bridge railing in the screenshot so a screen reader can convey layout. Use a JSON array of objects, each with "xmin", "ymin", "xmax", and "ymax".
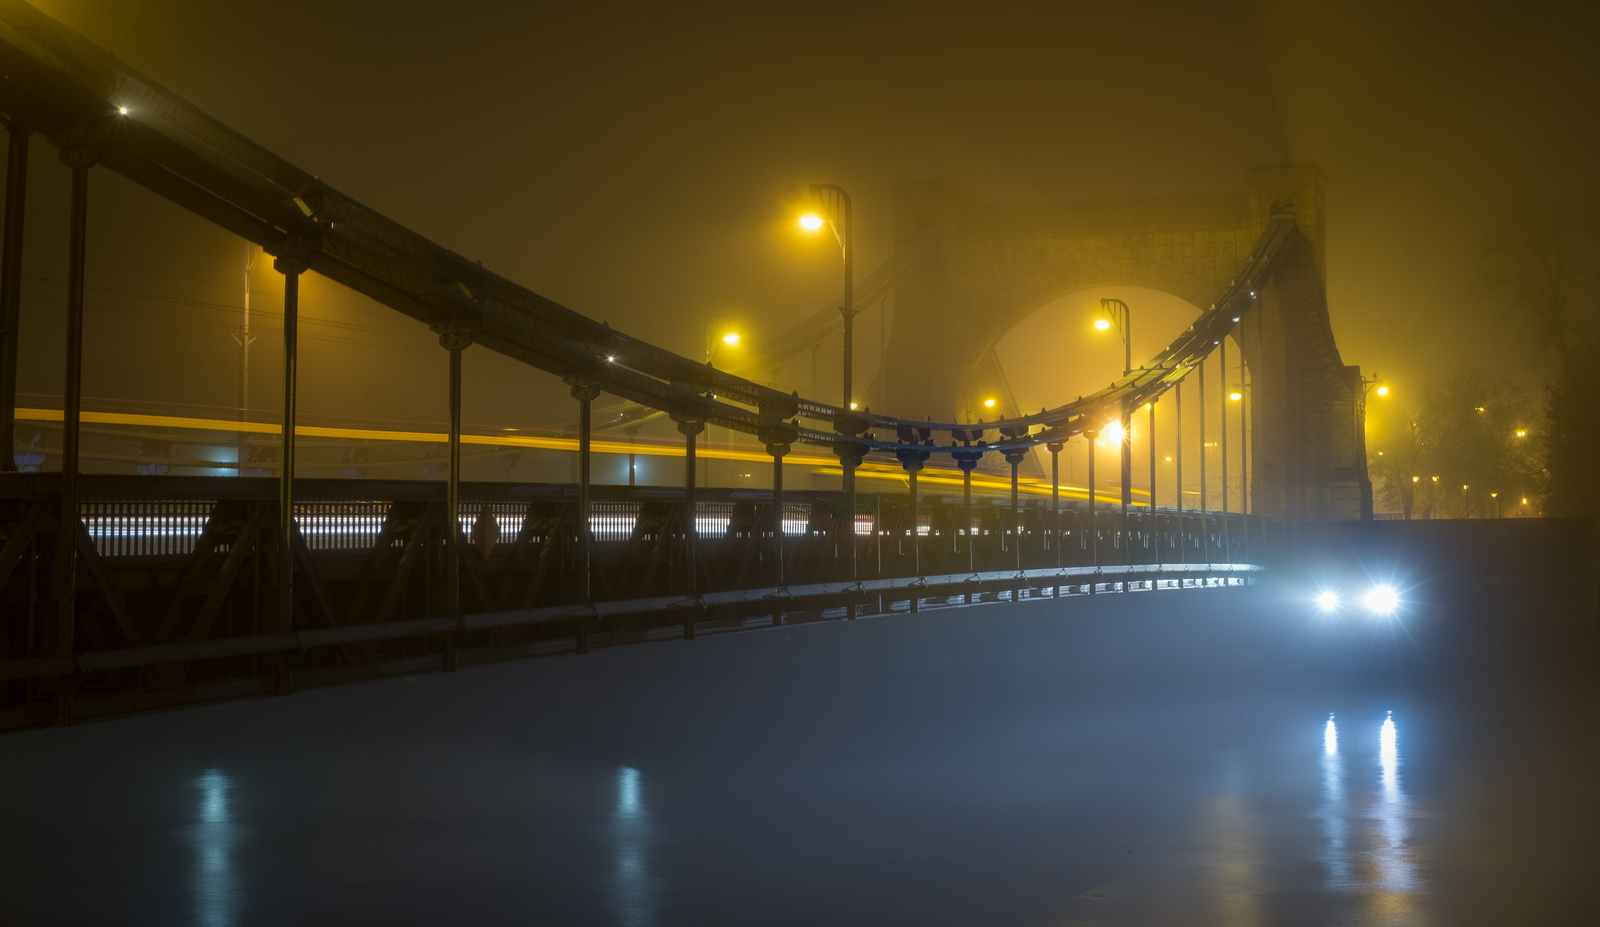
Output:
[{"xmin": 0, "ymin": 474, "xmax": 1261, "ymax": 732}]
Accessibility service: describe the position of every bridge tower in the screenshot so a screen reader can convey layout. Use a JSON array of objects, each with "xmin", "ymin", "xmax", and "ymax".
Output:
[{"xmin": 875, "ymin": 164, "xmax": 1371, "ymax": 521}]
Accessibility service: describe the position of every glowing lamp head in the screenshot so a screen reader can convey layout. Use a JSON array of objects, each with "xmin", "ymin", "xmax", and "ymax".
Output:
[
  {"xmin": 722, "ymin": 333, "xmax": 739, "ymax": 346},
  {"xmin": 849, "ymin": 402, "xmax": 858, "ymax": 410},
  {"xmin": 1316, "ymin": 591, "xmax": 1340, "ymax": 612},
  {"xmin": 1229, "ymin": 391, "xmax": 1242, "ymax": 401},
  {"xmin": 1375, "ymin": 386, "xmax": 1388, "ymax": 396},
  {"xmin": 118, "ymin": 106, "xmax": 128, "ymax": 115},
  {"xmin": 1516, "ymin": 429, "xmax": 1527, "ymax": 437},
  {"xmin": 1364, "ymin": 585, "xmax": 1400, "ymax": 615},
  {"xmin": 1102, "ymin": 420, "xmax": 1126, "ymax": 444},
  {"xmin": 1094, "ymin": 318, "xmax": 1112, "ymax": 331},
  {"xmin": 799, "ymin": 214, "xmax": 824, "ymax": 231},
  {"xmin": 983, "ymin": 399, "xmax": 996, "ymax": 408}
]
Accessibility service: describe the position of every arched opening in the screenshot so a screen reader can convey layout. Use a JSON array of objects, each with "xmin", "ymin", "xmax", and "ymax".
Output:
[{"xmin": 983, "ymin": 285, "xmax": 1251, "ymax": 514}]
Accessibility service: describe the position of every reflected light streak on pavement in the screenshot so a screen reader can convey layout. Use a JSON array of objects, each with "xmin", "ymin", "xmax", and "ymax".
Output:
[
  {"xmin": 611, "ymin": 766, "xmax": 653, "ymax": 927},
  {"xmin": 191, "ymin": 769, "xmax": 241, "ymax": 927}
]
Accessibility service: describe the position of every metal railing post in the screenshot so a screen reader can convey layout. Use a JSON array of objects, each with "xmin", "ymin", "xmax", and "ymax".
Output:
[
  {"xmin": 1176, "ymin": 380, "xmax": 1184, "ymax": 568},
  {"xmin": 676, "ymin": 417, "xmax": 704, "ymax": 636},
  {"xmin": 1048, "ymin": 440, "xmax": 1063, "ymax": 598},
  {"xmin": 264, "ymin": 238, "xmax": 317, "ymax": 694},
  {"xmin": 433, "ymin": 321, "xmax": 475, "ymax": 670},
  {"xmin": 567, "ymin": 379, "xmax": 601, "ymax": 652},
  {"xmin": 52, "ymin": 157, "xmax": 89, "ymax": 724},
  {"xmin": 1006, "ymin": 449, "xmax": 1026, "ymax": 600},
  {"xmin": 1199, "ymin": 354, "xmax": 1208, "ymax": 565},
  {"xmin": 0, "ymin": 120, "xmax": 28, "ymax": 473}
]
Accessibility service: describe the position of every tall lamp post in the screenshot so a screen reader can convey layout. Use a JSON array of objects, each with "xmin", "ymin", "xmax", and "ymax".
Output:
[
  {"xmin": 704, "ymin": 321, "xmax": 740, "ymax": 487},
  {"xmin": 1097, "ymin": 298, "xmax": 1133, "ymax": 559},
  {"xmin": 802, "ymin": 185, "xmax": 855, "ymax": 494}
]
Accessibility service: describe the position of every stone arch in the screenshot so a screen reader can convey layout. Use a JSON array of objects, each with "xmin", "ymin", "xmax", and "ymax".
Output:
[
  {"xmin": 956, "ymin": 259, "xmax": 1221, "ymax": 412},
  {"xmin": 873, "ymin": 164, "xmax": 1370, "ymax": 521}
]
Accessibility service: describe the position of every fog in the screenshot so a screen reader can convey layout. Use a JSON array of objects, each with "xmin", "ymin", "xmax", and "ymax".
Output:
[{"xmin": 15, "ymin": 0, "xmax": 1599, "ymax": 440}]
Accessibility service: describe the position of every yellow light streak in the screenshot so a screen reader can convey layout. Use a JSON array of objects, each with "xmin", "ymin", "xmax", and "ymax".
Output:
[
  {"xmin": 15, "ymin": 407, "xmax": 1153, "ymax": 504},
  {"xmin": 12, "ymin": 407, "xmax": 839, "ymax": 467}
]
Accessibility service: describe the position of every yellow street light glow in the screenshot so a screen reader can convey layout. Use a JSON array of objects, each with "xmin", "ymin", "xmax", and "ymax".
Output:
[
  {"xmin": 1515, "ymin": 429, "xmax": 1527, "ymax": 437},
  {"xmin": 799, "ymin": 214, "xmax": 824, "ymax": 230},
  {"xmin": 1412, "ymin": 476, "xmax": 1419, "ymax": 482},
  {"xmin": 1102, "ymin": 420, "xmax": 1126, "ymax": 444},
  {"xmin": 1164, "ymin": 456, "xmax": 1173, "ymax": 462},
  {"xmin": 1522, "ymin": 498, "xmax": 1528, "ymax": 504},
  {"xmin": 118, "ymin": 106, "xmax": 128, "ymax": 115},
  {"xmin": 1375, "ymin": 386, "xmax": 1388, "ymax": 396},
  {"xmin": 1229, "ymin": 391, "xmax": 1242, "ymax": 401},
  {"xmin": 1094, "ymin": 318, "xmax": 1112, "ymax": 330},
  {"xmin": 849, "ymin": 402, "xmax": 858, "ymax": 410},
  {"xmin": 1491, "ymin": 492, "xmax": 1498, "ymax": 498},
  {"xmin": 1432, "ymin": 476, "xmax": 1439, "ymax": 482},
  {"xmin": 983, "ymin": 399, "xmax": 996, "ymax": 408},
  {"xmin": 722, "ymin": 333, "xmax": 739, "ymax": 346}
]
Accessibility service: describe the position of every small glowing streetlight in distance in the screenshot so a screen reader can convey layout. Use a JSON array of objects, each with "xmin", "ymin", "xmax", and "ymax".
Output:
[
  {"xmin": 1375, "ymin": 386, "xmax": 1388, "ymax": 396},
  {"xmin": 1094, "ymin": 318, "xmax": 1112, "ymax": 330},
  {"xmin": 983, "ymin": 399, "xmax": 996, "ymax": 409},
  {"xmin": 1229, "ymin": 391, "xmax": 1242, "ymax": 401},
  {"xmin": 722, "ymin": 333, "xmax": 739, "ymax": 346},
  {"xmin": 1316, "ymin": 591, "xmax": 1339, "ymax": 612},
  {"xmin": 849, "ymin": 402, "xmax": 858, "ymax": 410},
  {"xmin": 799, "ymin": 214, "xmax": 824, "ymax": 231},
  {"xmin": 118, "ymin": 106, "xmax": 128, "ymax": 115},
  {"xmin": 1515, "ymin": 429, "xmax": 1527, "ymax": 437},
  {"xmin": 1102, "ymin": 419, "xmax": 1126, "ymax": 444}
]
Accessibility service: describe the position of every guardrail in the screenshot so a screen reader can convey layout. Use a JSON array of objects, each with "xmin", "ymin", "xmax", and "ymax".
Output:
[{"xmin": 0, "ymin": 474, "xmax": 1262, "ymax": 733}]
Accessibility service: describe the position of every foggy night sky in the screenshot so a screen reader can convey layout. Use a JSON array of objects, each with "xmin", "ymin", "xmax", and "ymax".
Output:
[{"xmin": 12, "ymin": 0, "xmax": 1600, "ymax": 435}]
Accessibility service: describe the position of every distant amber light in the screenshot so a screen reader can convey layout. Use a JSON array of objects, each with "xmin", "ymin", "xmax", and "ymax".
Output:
[
  {"xmin": 1375, "ymin": 386, "xmax": 1389, "ymax": 396},
  {"xmin": 722, "ymin": 333, "xmax": 740, "ymax": 346},
  {"xmin": 1229, "ymin": 391, "xmax": 1242, "ymax": 401},
  {"xmin": 1515, "ymin": 429, "xmax": 1527, "ymax": 437},
  {"xmin": 1094, "ymin": 318, "xmax": 1112, "ymax": 331},
  {"xmin": 799, "ymin": 215, "xmax": 824, "ymax": 230},
  {"xmin": 849, "ymin": 402, "xmax": 858, "ymax": 410},
  {"xmin": 983, "ymin": 399, "xmax": 996, "ymax": 408},
  {"xmin": 1102, "ymin": 420, "xmax": 1126, "ymax": 444}
]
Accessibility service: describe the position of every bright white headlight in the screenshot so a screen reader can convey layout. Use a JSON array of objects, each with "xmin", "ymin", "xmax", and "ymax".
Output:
[{"xmin": 1364, "ymin": 585, "xmax": 1399, "ymax": 615}]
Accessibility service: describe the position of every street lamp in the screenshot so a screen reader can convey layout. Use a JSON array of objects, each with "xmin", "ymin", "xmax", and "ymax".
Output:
[
  {"xmin": 705, "ymin": 322, "xmax": 741, "ymax": 364},
  {"xmin": 1097, "ymin": 298, "xmax": 1134, "ymax": 531},
  {"xmin": 1097, "ymin": 299, "xmax": 1132, "ymax": 376},
  {"xmin": 802, "ymin": 184, "xmax": 854, "ymax": 415}
]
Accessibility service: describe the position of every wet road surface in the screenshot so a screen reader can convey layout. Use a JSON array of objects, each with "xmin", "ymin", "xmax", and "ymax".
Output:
[{"xmin": 2, "ymin": 584, "xmax": 1595, "ymax": 925}]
